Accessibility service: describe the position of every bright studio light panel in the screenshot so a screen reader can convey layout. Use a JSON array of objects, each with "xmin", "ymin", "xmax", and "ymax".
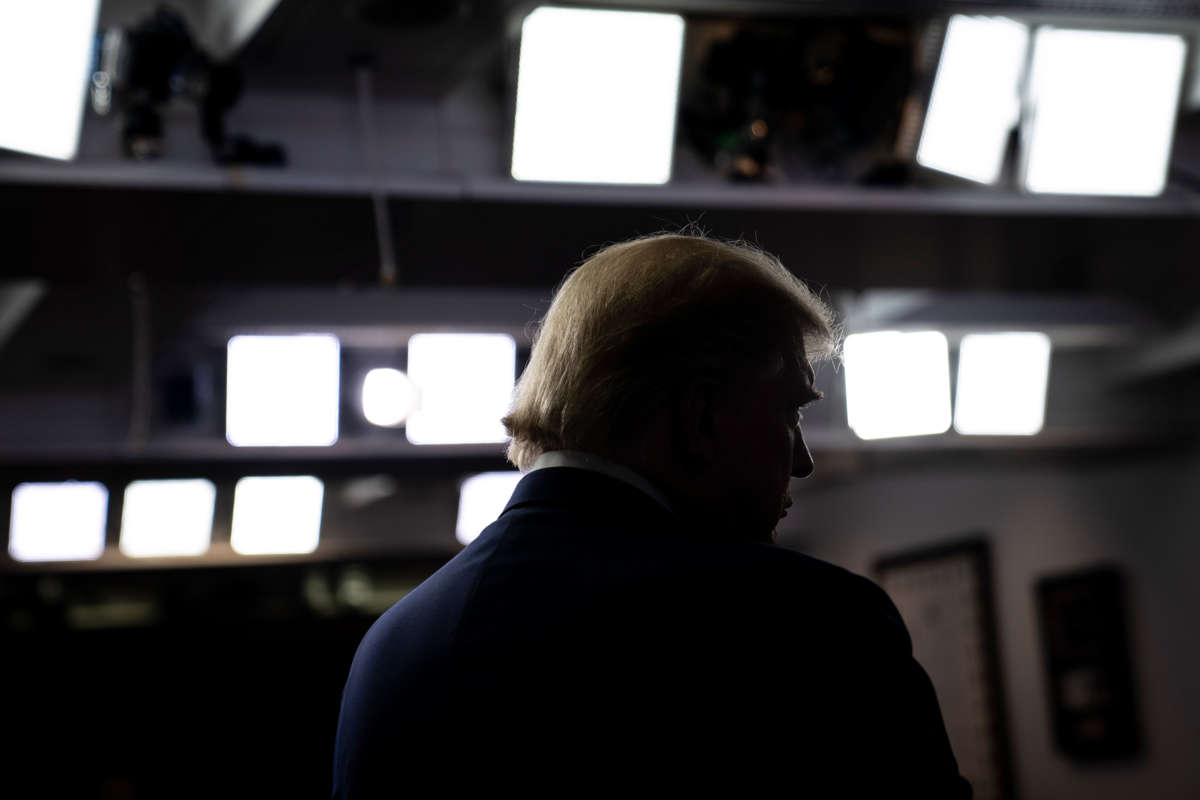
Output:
[
  {"xmin": 511, "ymin": 6, "xmax": 685, "ymax": 184},
  {"xmin": 1022, "ymin": 28, "xmax": 1187, "ymax": 196},
  {"xmin": 230, "ymin": 476, "xmax": 324, "ymax": 556},
  {"xmin": 0, "ymin": 1, "xmax": 100, "ymax": 160},
  {"xmin": 119, "ymin": 479, "xmax": 216, "ymax": 558},
  {"xmin": 226, "ymin": 334, "xmax": 341, "ymax": 447},
  {"xmin": 917, "ymin": 15, "xmax": 1029, "ymax": 184},
  {"xmin": 955, "ymin": 332, "xmax": 1052, "ymax": 436},
  {"xmin": 457, "ymin": 471, "xmax": 524, "ymax": 546},
  {"xmin": 844, "ymin": 331, "xmax": 952, "ymax": 440},
  {"xmin": 405, "ymin": 334, "xmax": 516, "ymax": 445},
  {"xmin": 361, "ymin": 367, "xmax": 419, "ymax": 428},
  {"xmin": 9, "ymin": 481, "xmax": 108, "ymax": 562}
]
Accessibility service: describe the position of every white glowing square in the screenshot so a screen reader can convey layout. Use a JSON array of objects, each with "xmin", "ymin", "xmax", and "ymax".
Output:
[
  {"xmin": 0, "ymin": 1, "xmax": 100, "ymax": 160},
  {"xmin": 844, "ymin": 331, "xmax": 952, "ymax": 440},
  {"xmin": 119, "ymin": 479, "xmax": 216, "ymax": 558},
  {"xmin": 457, "ymin": 471, "xmax": 524, "ymax": 546},
  {"xmin": 231, "ymin": 476, "xmax": 324, "ymax": 555},
  {"xmin": 405, "ymin": 334, "xmax": 516, "ymax": 445},
  {"xmin": 1023, "ymin": 28, "xmax": 1186, "ymax": 196},
  {"xmin": 226, "ymin": 334, "xmax": 340, "ymax": 447},
  {"xmin": 511, "ymin": 6, "xmax": 685, "ymax": 184},
  {"xmin": 9, "ymin": 481, "xmax": 108, "ymax": 562},
  {"xmin": 955, "ymin": 332, "xmax": 1051, "ymax": 435},
  {"xmin": 916, "ymin": 15, "xmax": 1029, "ymax": 184}
]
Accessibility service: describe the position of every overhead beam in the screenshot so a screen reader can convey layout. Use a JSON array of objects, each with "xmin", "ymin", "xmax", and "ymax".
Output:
[{"xmin": 1116, "ymin": 316, "xmax": 1200, "ymax": 382}]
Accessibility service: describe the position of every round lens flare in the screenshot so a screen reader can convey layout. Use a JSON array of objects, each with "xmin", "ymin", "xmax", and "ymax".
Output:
[{"xmin": 361, "ymin": 368, "xmax": 420, "ymax": 427}]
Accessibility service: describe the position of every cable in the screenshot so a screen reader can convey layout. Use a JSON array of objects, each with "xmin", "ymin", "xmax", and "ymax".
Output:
[{"xmin": 355, "ymin": 61, "xmax": 399, "ymax": 287}]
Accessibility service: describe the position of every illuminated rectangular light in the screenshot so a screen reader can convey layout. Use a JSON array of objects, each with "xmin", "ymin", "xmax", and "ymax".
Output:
[
  {"xmin": 231, "ymin": 476, "xmax": 324, "ymax": 555},
  {"xmin": 226, "ymin": 334, "xmax": 340, "ymax": 447},
  {"xmin": 1022, "ymin": 28, "xmax": 1186, "ymax": 196},
  {"xmin": 844, "ymin": 331, "xmax": 952, "ymax": 440},
  {"xmin": 0, "ymin": 1, "xmax": 100, "ymax": 160},
  {"xmin": 954, "ymin": 332, "xmax": 1051, "ymax": 435},
  {"xmin": 119, "ymin": 479, "xmax": 216, "ymax": 558},
  {"xmin": 405, "ymin": 333, "xmax": 516, "ymax": 445},
  {"xmin": 9, "ymin": 481, "xmax": 108, "ymax": 562},
  {"xmin": 511, "ymin": 6, "xmax": 685, "ymax": 184},
  {"xmin": 916, "ymin": 15, "xmax": 1029, "ymax": 184},
  {"xmin": 456, "ymin": 471, "xmax": 524, "ymax": 546}
]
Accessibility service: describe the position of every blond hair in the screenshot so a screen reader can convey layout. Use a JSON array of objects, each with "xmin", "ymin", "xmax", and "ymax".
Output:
[{"xmin": 503, "ymin": 232, "xmax": 839, "ymax": 471}]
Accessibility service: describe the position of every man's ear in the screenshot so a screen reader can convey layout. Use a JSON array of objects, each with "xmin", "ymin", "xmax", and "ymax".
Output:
[{"xmin": 672, "ymin": 375, "xmax": 720, "ymax": 475}]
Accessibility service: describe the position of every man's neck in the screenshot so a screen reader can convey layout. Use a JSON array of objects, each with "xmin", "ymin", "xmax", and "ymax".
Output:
[{"xmin": 529, "ymin": 450, "xmax": 676, "ymax": 515}]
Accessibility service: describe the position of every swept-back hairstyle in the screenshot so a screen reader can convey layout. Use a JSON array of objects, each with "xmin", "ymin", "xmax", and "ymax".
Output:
[{"xmin": 502, "ymin": 232, "xmax": 839, "ymax": 471}]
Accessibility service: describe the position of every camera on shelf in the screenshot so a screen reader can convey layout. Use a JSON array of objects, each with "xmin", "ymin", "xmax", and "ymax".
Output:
[{"xmin": 90, "ymin": 5, "xmax": 285, "ymax": 166}]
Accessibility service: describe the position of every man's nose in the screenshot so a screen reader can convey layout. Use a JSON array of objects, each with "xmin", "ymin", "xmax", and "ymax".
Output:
[{"xmin": 792, "ymin": 429, "xmax": 814, "ymax": 479}]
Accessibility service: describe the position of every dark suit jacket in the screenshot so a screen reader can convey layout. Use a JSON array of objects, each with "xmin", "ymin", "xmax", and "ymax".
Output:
[{"xmin": 332, "ymin": 466, "xmax": 971, "ymax": 796}]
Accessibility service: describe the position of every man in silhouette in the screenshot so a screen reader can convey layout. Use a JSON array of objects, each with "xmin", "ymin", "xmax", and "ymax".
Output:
[{"xmin": 333, "ymin": 233, "xmax": 971, "ymax": 796}]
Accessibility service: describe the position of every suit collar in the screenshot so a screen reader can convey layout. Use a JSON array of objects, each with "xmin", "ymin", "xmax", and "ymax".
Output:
[
  {"xmin": 502, "ymin": 466, "xmax": 679, "ymax": 528},
  {"xmin": 528, "ymin": 450, "xmax": 675, "ymax": 514}
]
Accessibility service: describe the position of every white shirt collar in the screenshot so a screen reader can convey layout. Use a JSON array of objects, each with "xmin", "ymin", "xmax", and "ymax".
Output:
[{"xmin": 529, "ymin": 450, "xmax": 675, "ymax": 515}]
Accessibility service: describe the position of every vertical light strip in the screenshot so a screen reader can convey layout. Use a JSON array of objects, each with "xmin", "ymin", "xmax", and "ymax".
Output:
[
  {"xmin": 456, "ymin": 471, "xmax": 524, "ymax": 545},
  {"xmin": 405, "ymin": 333, "xmax": 516, "ymax": 445},
  {"xmin": 844, "ymin": 331, "xmax": 952, "ymax": 440},
  {"xmin": 1022, "ymin": 28, "xmax": 1186, "ymax": 196},
  {"xmin": 226, "ymin": 334, "xmax": 341, "ymax": 447},
  {"xmin": 512, "ymin": 6, "xmax": 685, "ymax": 184},
  {"xmin": 917, "ymin": 15, "xmax": 1029, "ymax": 184},
  {"xmin": 119, "ymin": 479, "xmax": 217, "ymax": 557},
  {"xmin": 0, "ymin": 1, "xmax": 101, "ymax": 159},
  {"xmin": 9, "ymin": 481, "xmax": 108, "ymax": 562},
  {"xmin": 231, "ymin": 476, "xmax": 324, "ymax": 555},
  {"xmin": 955, "ymin": 332, "xmax": 1051, "ymax": 435}
]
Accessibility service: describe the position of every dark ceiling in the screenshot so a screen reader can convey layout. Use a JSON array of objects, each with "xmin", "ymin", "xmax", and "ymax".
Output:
[
  {"xmin": 237, "ymin": 0, "xmax": 524, "ymax": 98},
  {"xmin": 6, "ymin": 0, "xmax": 1200, "ymax": 323},
  {"xmin": 6, "ymin": 184, "xmax": 1200, "ymax": 322}
]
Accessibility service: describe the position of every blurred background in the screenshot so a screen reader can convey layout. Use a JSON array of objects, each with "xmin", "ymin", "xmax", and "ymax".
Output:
[{"xmin": 3, "ymin": 0, "xmax": 1200, "ymax": 797}]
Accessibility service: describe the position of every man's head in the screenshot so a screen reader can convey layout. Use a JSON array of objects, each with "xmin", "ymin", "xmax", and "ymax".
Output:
[{"xmin": 503, "ymin": 232, "xmax": 839, "ymax": 542}]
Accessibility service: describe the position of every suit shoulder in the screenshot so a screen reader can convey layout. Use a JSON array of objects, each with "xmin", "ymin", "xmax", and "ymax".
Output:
[
  {"xmin": 751, "ymin": 545, "xmax": 884, "ymax": 596},
  {"xmin": 748, "ymin": 546, "xmax": 908, "ymax": 636}
]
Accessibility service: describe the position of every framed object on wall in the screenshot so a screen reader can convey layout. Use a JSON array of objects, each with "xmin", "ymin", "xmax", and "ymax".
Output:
[
  {"xmin": 875, "ymin": 537, "xmax": 1013, "ymax": 800},
  {"xmin": 1036, "ymin": 566, "xmax": 1141, "ymax": 761}
]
